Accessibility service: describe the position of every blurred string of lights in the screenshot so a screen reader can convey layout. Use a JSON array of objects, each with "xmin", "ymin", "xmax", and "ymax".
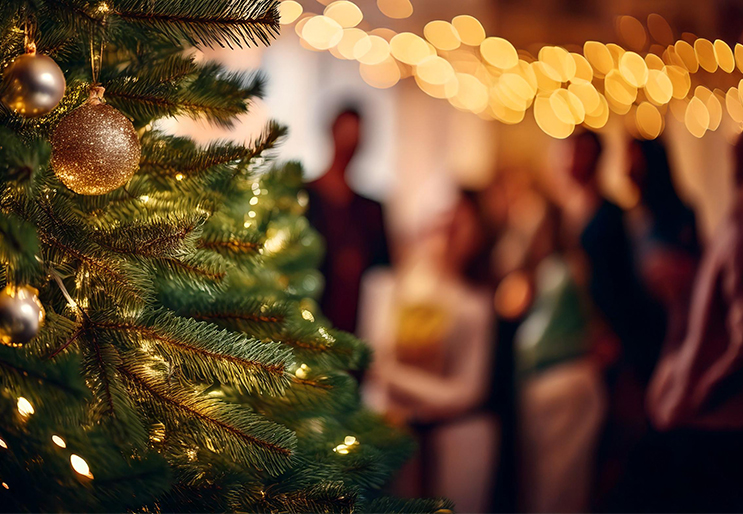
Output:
[
  {"xmin": 278, "ymin": 0, "xmax": 743, "ymax": 140},
  {"xmin": 0, "ymin": 396, "xmax": 95, "ymax": 492}
]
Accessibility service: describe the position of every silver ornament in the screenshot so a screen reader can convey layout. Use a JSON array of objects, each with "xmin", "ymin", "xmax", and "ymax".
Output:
[
  {"xmin": 0, "ymin": 285, "xmax": 45, "ymax": 347},
  {"xmin": 1, "ymin": 48, "xmax": 66, "ymax": 117}
]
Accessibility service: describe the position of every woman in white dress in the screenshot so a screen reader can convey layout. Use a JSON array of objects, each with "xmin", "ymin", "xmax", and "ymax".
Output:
[{"xmin": 358, "ymin": 193, "xmax": 497, "ymax": 513}]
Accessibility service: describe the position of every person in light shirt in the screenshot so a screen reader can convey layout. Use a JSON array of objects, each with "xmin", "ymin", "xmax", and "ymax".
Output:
[{"xmin": 359, "ymin": 192, "xmax": 495, "ymax": 513}]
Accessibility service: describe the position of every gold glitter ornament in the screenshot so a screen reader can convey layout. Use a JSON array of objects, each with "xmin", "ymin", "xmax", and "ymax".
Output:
[
  {"xmin": 51, "ymin": 87, "xmax": 140, "ymax": 195},
  {"xmin": 0, "ymin": 285, "xmax": 45, "ymax": 347},
  {"xmin": 1, "ymin": 44, "xmax": 66, "ymax": 117}
]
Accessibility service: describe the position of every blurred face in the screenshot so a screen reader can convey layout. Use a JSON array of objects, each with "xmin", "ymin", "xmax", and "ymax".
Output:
[
  {"xmin": 628, "ymin": 141, "xmax": 648, "ymax": 192},
  {"xmin": 446, "ymin": 199, "xmax": 483, "ymax": 272},
  {"xmin": 332, "ymin": 112, "xmax": 361, "ymax": 159},
  {"xmin": 569, "ymin": 135, "xmax": 600, "ymax": 185}
]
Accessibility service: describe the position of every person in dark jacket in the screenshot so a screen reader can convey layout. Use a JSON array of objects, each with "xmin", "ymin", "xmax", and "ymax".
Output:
[
  {"xmin": 569, "ymin": 131, "xmax": 667, "ymax": 380},
  {"xmin": 306, "ymin": 107, "xmax": 390, "ymax": 334}
]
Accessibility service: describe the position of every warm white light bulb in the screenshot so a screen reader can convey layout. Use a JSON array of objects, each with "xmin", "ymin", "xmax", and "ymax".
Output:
[{"xmin": 70, "ymin": 454, "xmax": 93, "ymax": 478}]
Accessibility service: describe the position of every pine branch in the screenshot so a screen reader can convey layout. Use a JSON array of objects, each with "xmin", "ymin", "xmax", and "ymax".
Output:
[
  {"xmin": 9, "ymin": 193, "xmax": 153, "ymax": 306},
  {"xmin": 120, "ymin": 358, "xmax": 296, "ymax": 475},
  {"xmin": 110, "ymin": 0, "xmax": 281, "ymax": 49},
  {"xmin": 0, "ymin": 347, "xmax": 88, "ymax": 401},
  {"xmin": 91, "ymin": 213, "xmax": 207, "ymax": 258},
  {"xmin": 362, "ymin": 496, "xmax": 455, "ymax": 514},
  {"xmin": 236, "ymin": 481, "xmax": 357, "ymax": 513},
  {"xmin": 94, "ymin": 310, "xmax": 292, "ymax": 395},
  {"xmin": 198, "ymin": 234, "xmax": 263, "ymax": 256},
  {"xmin": 155, "ymin": 250, "xmax": 231, "ymax": 283},
  {"xmin": 103, "ymin": 68, "xmax": 263, "ymax": 128},
  {"xmin": 80, "ymin": 329, "xmax": 148, "ymax": 448},
  {"xmin": 139, "ymin": 122, "xmax": 286, "ymax": 184}
]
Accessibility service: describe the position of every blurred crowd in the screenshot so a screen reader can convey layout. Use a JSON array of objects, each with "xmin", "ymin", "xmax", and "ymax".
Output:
[{"xmin": 306, "ymin": 107, "xmax": 743, "ymax": 513}]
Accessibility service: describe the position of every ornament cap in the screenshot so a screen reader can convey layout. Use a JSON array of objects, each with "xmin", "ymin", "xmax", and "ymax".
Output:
[
  {"xmin": 88, "ymin": 85, "xmax": 105, "ymax": 105},
  {"xmin": 25, "ymin": 41, "xmax": 36, "ymax": 55}
]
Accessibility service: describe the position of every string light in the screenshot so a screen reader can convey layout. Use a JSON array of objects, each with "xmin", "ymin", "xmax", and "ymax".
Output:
[
  {"xmin": 295, "ymin": 363, "xmax": 310, "ymax": 378},
  {"xmin": 376, "ymin": 0, "xmax": 412, "ymax": 20},
  {"xmin": 51, "ymin": 435, "xmax": 67, "ymax": 448},
  {"xmin": 286, "ymin": 4, "xmax": 740, "ymax": 138},
  {"xmin": 301, "ymin": 309, "xmax": 315, "ymax": 322},
  {"xmin": 278, "ymin": 1, "xmax": 303, "ymax": 25},
  {"xmin": 324, "ymin": 1, "xmax": 363, "ymax": 28},
  {"xmin": 17, "ymin": 397, "xmax": 34, "ymax": 417},
  {"xmin": 0, "ymin": 438, "xmax": 7, "ymax": 449},
  {"xmin": 333, "ymin": 435, "xmax": 359, "ymax": 454},
  {"xmin": 70, "ymin": 454, "xmax": 94, "ymax": 479}
]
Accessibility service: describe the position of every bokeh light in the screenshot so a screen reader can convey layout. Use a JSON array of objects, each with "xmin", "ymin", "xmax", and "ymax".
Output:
[
  {"xmin": 424, "ymin": 21, "xmax": 461, "ymax": 52},
  {"xmin": 390, "ymin": 32, "xmax": 433, "ymax": 65},
  {"xmin": 278, "ymin": 1, "xmax": 303, "ymax": 25},
  {"xmin": 377, "ymin": 0, "xmax": 412, "ymax": 19},
  {"xmin": 323, "ymin": 1, "xmax": 362, "ymax": 28},
  {"xmin": 452, "ymin": 15, "xmax": 486, "ymax": 47},
  {"xmin": 283, "ymin": 6, "xmax": 743, "ymax": 138},
  {"xmin": 302, "ymin": 15, "xmax": 343, "ymax": 50},
  {"xmin": 356, "ymin": 35, "xmax": 390, "ymax": 65}
]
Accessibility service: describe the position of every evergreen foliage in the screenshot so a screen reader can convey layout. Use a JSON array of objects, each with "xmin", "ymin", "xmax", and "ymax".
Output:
[{"xmin": 0, "ymin": 0, "xmax": 452, "ymax": 512}]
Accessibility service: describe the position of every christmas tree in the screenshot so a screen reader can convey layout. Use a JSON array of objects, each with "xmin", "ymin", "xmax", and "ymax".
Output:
[{"xmin": 0, "ymin": 1, "xmax": 450, "ymax": 512}]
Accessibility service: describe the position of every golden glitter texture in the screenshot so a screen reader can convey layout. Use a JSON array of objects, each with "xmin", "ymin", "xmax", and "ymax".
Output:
[{"xmin": 51, "ymin": 88, "xmax": 140, "ymax": 195}]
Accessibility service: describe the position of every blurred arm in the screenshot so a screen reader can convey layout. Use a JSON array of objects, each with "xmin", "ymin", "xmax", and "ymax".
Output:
[
  {"xmin": 382, "ymin": 298, "xmax": 493, "ymax": 422},
  {"xmin": 648, "ymin": 217, "xmax": 743, "ymax": 429}
]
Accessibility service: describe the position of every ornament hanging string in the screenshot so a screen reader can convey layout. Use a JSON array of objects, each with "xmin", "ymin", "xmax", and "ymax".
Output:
[
  {"xmin": 34, "ymin": 256, "xmax": 81, "ymax": 316},
  {"xmin": 89, "ymin": 29, "xmax": 104, "ymax": 88},
  {"xmin": 33, "ymin": 256, "xmax": 88, "ymax": 358},
  {"xmin": 23, "ymin": 10, "xmax": 36, "ymax": 55}
]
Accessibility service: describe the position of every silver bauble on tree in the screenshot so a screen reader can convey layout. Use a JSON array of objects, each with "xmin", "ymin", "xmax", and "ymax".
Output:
[
  {"xmin": 51, "ymin": 86, "xmax": 141, "ymax": 195},
  {"xmin": 0, "ymin": 285, "xmax": 45, "ymax": 347},
  {"xmin": 1, "ymin": 44, "xmax": 66, "ymax": 117}
]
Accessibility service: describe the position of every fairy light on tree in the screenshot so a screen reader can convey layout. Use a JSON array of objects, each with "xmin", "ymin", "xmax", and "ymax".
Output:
[
  {"xmin": 69, "ymin": 455, "xmax": 93, "ymax": 479},
  {"xmin": 16, "ymin": 397, "xmax": 34, "ymax": 418}
]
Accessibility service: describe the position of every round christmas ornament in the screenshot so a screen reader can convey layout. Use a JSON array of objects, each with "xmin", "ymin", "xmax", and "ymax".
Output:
[
  {"xmin": 1, "ymin": 43, "xmax": 66, "ymax": 117},
  {"xmin": 51, "ymin": 87, "xmax": 140, "ymax": 195},
  {"xmin": 0, "ymin": 284, "xmax": 45, "ymax": 347}
]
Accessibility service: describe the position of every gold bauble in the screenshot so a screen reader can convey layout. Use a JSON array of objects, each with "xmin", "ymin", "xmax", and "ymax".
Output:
[
  {"xmin": 0, "ymin": 285, "xmax": 45, "ymax": 347},
  {"xmin": 1, "ymin": 47, "xmax": 66, "ymax": 117},
  {"xmin": 51, "ymin": 88, "xmax": 140, "ymax": 195}
]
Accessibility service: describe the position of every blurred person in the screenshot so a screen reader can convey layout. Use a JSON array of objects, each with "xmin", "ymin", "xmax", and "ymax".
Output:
[
  {"xmin": 306, "ymin": 107, "xmax": 390, "ymax": 333},
  {"xmin": 626, "ymin": 138, "xmax": 700, "ymax": 351},
  {"xmin": 596, "ymin": 137, "xmax": 703, "ymax": 513},
  {"xmin": 567, "ymin": 130, "xmax": 667, "ymax": 381},
  {"xmin": 358, "ymin": 192, "xmax": 496, "ymax": 513},
  {"xmin": 565, "ymin": 130, "xmax": 669, "ymax": 511},
  {"xmin": 638, "ymin": 134, "xmax": 743, "ymax": 512},
  {"xmin": 515, "ymin": 202, "xmax": 607, "ymax": 513},
  {"xmin": 478, "ymin": 170, "xmax": 541, "ymax": 512}
]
